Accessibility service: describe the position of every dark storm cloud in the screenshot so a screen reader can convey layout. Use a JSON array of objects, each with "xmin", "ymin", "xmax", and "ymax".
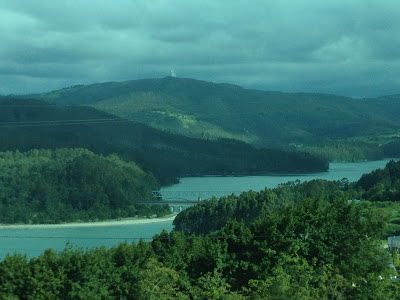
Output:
[{"xmin": 0, "ymin": 0, "xmax": 399, "ymax": 96}]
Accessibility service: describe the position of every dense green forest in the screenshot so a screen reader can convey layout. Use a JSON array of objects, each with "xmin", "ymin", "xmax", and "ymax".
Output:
[
  {"xmin": 298, "ymin": 140, "xmax": 384, "ymax": 162},
  {"xmin": 0, "ymin": 148, "xmax": 169, "ymax": 224},
  {"xmin": 1, "ymin": 159, "xmax": 400, "ymax": 298},
  {"xmin": 21, "ymin": 77, "xmax": 400, "ymax": 159},
  {"xmin": 0, "ymin": 197, "xmax": 397, "ymax": 299},
  {"xmin": 383, "ymin": 139, "xmax": 400, "ymax": 158},
  {"xmin": 174, "ymin": 160, "xmax": 400, "ymax": 236},
  {"xmin": 297, "ymin": 137, "xmax": 400, "ymax": 162},
  {"xmin": 0, "ymin": 98, "xmax": 328, "ymax": 185},
  {"xmin": 2, "ymin": 82, "xmax": 400, "ymax": 298}
]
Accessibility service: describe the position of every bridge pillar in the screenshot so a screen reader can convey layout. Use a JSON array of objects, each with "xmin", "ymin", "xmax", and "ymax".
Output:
[
  {"xmin": 170, "ymin": 206, "xmax": 174, "ymax": 213},
  {"xmin": 179, "ymin": 206, "xmax": 183, "ymax": 212}
]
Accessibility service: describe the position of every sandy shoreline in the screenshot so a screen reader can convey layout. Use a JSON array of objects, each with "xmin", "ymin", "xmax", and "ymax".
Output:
[{"xmin": 0, "ymin": 214, "xmax": 177, "ymax": 229}]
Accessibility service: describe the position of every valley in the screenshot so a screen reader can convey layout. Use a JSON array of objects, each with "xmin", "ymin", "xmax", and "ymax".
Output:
[{"xmin": 21, "ymin": 77, "xmax": 400, "ymax": 161}]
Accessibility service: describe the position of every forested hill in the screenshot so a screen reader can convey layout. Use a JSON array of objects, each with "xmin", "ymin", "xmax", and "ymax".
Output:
[
  {"xmin": 0, "ymin": 197, "xmax": 395, "ymax": 299},
  {"xmin": 21, "ymin": 77, "xmax": 400, "ymax": 150},
  {"xmin": 174, "ymin": 159, "xmax": 400, "ymax": 236},
  {"xmin": 0, "ymin": 149, "xmax": 169, "ymax": 224},
  {"xmin": 0, "ymin": 98, "xmax": 328, "ymax": 184}
]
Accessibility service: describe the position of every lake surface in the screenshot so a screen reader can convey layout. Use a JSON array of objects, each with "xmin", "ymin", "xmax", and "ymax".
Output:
[
  {"xmin": 160, "ymin": 159, "xmax": 397, "ymax": 200},
  {"xmin": 0, "ymin": 221, "xmax": 174, "ymax": 260},
  {"xmin": 0, "ymin": 159, "xmax": 395, "ymax": 260}
]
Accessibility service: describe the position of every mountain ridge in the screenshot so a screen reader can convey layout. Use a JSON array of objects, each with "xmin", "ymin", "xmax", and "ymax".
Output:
[
  {"xmin": 15, "ymin": 77, "xmax": 400, "ymax": 158},
  {"xmin": 24, "ymin": 76, "xmax": 400, "ymax": 104},
  {"xmin": 0, "ymin": 97, "xmax": 328, "ymax": 184}
]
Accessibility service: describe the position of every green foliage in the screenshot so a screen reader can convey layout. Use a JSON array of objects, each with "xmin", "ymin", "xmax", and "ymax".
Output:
[
  {"xmin": 0, "ymin": 100, "xmax": 399, "ymax": 298},
  {"xmin": 0, "ymin": 148, "xmax": 167, "ymax": 224},
  {"xmin": 0, "ymin": 254, "xmax": 31, "ymax": 298},
  {"xmin": 0, "ymin": 196, "xmax": 396, "ymax": 299},
  {"xmin": 356, "ymin": 160, "xmax": 400, "ymax": 202},
  {"xmin": 173, "ymin": 179, "xmax": 347, "ymax": 235},
  {"xmin": 393, "ymin": 251, "xmax": 400, "ymax": 268},
  {"xmin": 137, "ymin": 258, "xmax": 189, "ymax": 300},
  {"xmin": 383, "ymin": 138, "xmax": 400, "ymax": 158},
  {"xmin": 175, "ymin": 160, "xmax": 400, "ymax": 238},
  {"xmin": 0, "ymin": 97, "xmax": 328, "ymax": 185},
  {"xmin": 22, "ymin": 77, "xmax": 400, "ymax": 157},
  {"xmin": 300, "ymin": 140, "xmax": 384, "ymax": 162}
]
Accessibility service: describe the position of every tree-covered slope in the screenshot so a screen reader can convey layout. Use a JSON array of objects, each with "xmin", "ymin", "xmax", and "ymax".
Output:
[
  {"xmin": 173, "ymin": 160, "xmax": 400, "ymax": 236},
  {"xmin": 0, "ymin": 148, "xmax": 168, "ymax": 224},
  {"xmin": 356, "ymin": 159, "xmax": 400, "ymax": 202},
  {"xmin": 0, "ymin": 197, "xmax": 395, "ymax": 299},
  {"xmin": 0, "ymin": 98, "xmax": 328, "ymax": 184},
  {"xmin": 22, "ymin": 77, "xmax": 400, "ymax": 149},
  {"xmin": 173, "ymin": 179, "xmax": 351, "ymax": 235}
]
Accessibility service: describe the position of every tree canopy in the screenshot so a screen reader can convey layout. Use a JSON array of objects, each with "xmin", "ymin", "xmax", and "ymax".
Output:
[
  {"xmin": 0, "ymin": 148, "xmax": 169, "ymax": 224},
  {"xmin": 0, "ymin": 97, "xmax": 329, "ymax": 185},
  {"xmin": 0, "ymin": 197, "xmax": 397, "ymax": 299}
]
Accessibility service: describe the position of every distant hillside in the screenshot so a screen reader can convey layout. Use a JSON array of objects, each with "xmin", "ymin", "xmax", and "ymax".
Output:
[
  {"xmin": 0, "ymin": 149, "xmax": 169, "ymax": 224},
  {"xmin": 0, "ymin": 98, "xmax": 328, "ymax": 185},
  {"xmin": 22, "ymin": 77, "xmax": 400, "ymax": 153}
]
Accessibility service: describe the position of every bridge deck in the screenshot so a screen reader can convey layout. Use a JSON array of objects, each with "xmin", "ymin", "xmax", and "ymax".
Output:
[{"xmin": 136, "ymin": 200, "xmax": 199, "ymax": 205}]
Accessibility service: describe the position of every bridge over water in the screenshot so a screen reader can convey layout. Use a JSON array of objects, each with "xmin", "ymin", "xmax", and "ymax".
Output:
[{"xmin": 136, "ymin": 190, "xmax": 242, "ymax": 212}]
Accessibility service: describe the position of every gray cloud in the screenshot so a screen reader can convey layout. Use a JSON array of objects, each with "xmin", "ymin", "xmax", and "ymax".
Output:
[{"xmin": 0, "ymin": 0, "xmax": 399, "ymax": 96}]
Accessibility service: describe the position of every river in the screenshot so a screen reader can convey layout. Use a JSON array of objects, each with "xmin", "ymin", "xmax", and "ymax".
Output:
[
  {"xmin": 160, "ymin": 160, "xmax": 397, "ymax": 200},
  {"xmin": 0, "ymin": 159, "xmax": 396, "ymax": 259}
]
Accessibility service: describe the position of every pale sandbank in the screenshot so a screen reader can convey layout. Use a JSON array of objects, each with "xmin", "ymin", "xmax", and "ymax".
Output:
[{"xmin": 0, "ymin": 214, "xmax": 177, "ymax": 229}]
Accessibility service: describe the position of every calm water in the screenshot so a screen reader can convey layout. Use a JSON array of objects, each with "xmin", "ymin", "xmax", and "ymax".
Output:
[
  {"xmin": 0, "ymin": 221, "xmax": 174, "ymax": 260},
  {"xmin": 0, "ymin": 159, "xmax": 395, "ymax": 259},
  {"xmin": 160, "ymin": 159, "xmax": 398, "ymax": 200}
]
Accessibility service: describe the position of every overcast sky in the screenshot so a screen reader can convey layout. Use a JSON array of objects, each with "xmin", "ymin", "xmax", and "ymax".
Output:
[{"xmin": 0, "ymin": 0, "xmax": 399, "ymax": 97}]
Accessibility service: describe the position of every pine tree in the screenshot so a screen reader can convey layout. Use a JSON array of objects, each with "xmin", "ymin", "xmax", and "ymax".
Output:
[{"xmin": 393, "ymin": 250, "xmax": 400, "ymax": 268}]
